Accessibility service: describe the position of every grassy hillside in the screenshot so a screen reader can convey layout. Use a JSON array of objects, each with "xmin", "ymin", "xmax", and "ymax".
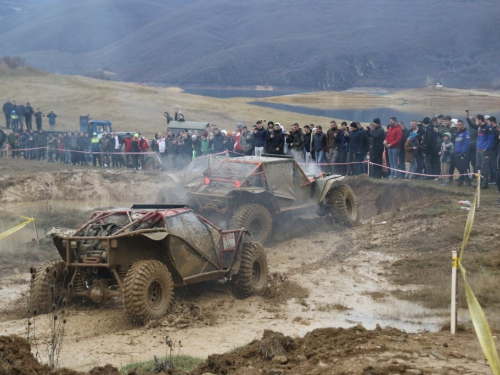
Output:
[
  {"xmin": 0, "ymin": 67, "xmax": 341, "ymax": 135},
  {"xmin": 0, "ymin": 0, "xmax": 499, "ymax": 90}
]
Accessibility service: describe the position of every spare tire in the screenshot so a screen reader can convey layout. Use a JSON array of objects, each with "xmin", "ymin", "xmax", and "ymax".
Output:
[
  {"xmin": 232, "ymin": 242, "xmax": 269, "ymax": 298},
  {"xmin": 230, "ymin": 203, "xmax": 273, "ymax": 244},
  {"xmin": 326, "ymin": 185, "xmax": 359, "ymax": 226}
]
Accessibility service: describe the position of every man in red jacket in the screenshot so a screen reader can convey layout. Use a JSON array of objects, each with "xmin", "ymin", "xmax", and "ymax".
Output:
[{"xmin": 384, "ymin": 117, "xmax": 402, "ymax": 179}]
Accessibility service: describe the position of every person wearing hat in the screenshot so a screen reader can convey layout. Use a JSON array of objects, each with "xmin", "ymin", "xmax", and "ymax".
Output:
[
  {"xmin": 367, "ymin": 118, "xmax": 386, "ymax": 178},
  {"xmin": 24, "ymin": 103, "xmax": 34, "ymax": 132},
  {"xmin": 344, "ymin": 122, "xmax": 364, "ymax": 176},
  {"xmin": 191, "ymin": 134, "xmax": 202, "ymax": 158}
]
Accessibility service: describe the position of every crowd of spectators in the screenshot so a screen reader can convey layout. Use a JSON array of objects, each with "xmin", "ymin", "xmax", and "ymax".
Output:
[{"xmin": 2, "ymin": 105, "xmax": 499, "ymax": 200}]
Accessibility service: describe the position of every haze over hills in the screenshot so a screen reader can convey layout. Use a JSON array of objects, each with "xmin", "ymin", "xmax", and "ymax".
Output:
[{"xmin": 0, "ymin": 0, "xmax": 499, "ymax": 90}]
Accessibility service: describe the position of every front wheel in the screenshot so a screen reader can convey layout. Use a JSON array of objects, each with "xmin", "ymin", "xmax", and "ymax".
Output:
[
  {"xmin": 233, "ymin": 242, "xmax": 269, "ymax": 298},
  {"xmin": 122, "ymin": 260, "xmax": 174, "ymax": 322},
  {"xmin": 326, "ymin": 185, "xmax": 359, "ymax": 226},
  {"xmin": 230, "ymin": 204, "xmax": 273, "ymax": 244}
]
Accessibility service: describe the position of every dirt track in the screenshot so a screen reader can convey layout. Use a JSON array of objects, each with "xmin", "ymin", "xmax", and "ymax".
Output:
[{"xmin": 0, "ymin": 159, "xmax": 499, "ymax": 373}]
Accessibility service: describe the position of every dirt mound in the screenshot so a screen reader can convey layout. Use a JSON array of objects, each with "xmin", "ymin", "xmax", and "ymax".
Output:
[
  {"xmin": 191, "ymin": 324, "xmax": 488, "ymax": 375},
  {"xmin": 0, "ymin": 335, "xmax": 120, "ymax": 375},
  {"xmin": 263, "ymin": 273, "xmax": 309, "ymax": 304}
]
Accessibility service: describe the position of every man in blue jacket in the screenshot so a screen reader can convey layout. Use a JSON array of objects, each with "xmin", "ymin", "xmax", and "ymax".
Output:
[
  {"xmin": 253, "ymin": 120, "xmax": 267, "ymax": 157},
  {"xmin": 454, "ymin": 120, "xmax": 471, "ymax": 186},
  {"xmin": 475, "ymin": 114, "xmax": 494, "ymax": 189}
]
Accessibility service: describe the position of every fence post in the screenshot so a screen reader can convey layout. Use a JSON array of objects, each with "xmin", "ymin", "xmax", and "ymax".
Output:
[
  {"xmin": 451, "ymin": 250, "xmax": 458, "ymax": 334},
  {"xmin": 477, "ymin": 170, "xmax": 481, "ymax": 208}
]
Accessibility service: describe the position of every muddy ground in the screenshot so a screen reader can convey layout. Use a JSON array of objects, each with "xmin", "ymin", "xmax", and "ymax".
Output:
[{"xmin": 0, "ymin": 158, "xmax": 499, "ymax": 374}]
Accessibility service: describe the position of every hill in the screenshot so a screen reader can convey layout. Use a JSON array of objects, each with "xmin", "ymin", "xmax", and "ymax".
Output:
[{"xmin": 0, "ymin": 0, "xmax": 499, "ymax": 90}]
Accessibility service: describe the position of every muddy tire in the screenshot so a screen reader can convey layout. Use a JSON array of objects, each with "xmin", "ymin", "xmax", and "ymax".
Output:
[
  {"xmin": 230, "ymin": 204, "xmax": 273, "ymax": 244},
  {"xmin": 233, "ymin": 242, "xmax": 269, "ymax": 298},
  {"xmin": 156, "ymin": 186, "xmax": 175, "ymax": 204},
  {"xmin": 31, "ymin": 261, "xmax": 71, "ymax": 314},
  {"xmin": 155, "ymin": 185, "xmax": 190, "ymax": 205},
  {"xmin": 122, "ymin": 260, "xmax": 174, "ymax": 322},
  {"xmin": 326, "ymin": 185, "xmax": 359, "ymax": 226}
]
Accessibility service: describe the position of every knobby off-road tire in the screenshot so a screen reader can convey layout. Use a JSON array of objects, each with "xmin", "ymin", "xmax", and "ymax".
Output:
[
  {"xmin": 230, "ymin": 204, "xmax": 273, "ymax": 244},
  {"xmin": 155, "ymin": 185, "xmax": 190, "ymax": 205},
  {"xmin": 122, "ymin": 260, "xmax": 174, "ymax": 322},
  {"xmin": 31, "ymin": 261, "xmax": 71, "ymax": 314},
  {"xmin": 156, "ymin": 186, "xmax": 175, "ymax": 204},
  {"xmin": 326, "ymin": 185, "xmax": 359, "ymax": 226},
  {"xmin": 233, "ymin": 242, "xmax": 269, "ymax": 298}
]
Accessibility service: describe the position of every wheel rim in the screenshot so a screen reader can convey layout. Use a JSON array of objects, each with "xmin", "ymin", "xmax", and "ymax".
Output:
[
  {"xmin": 249, "ymin": 219, "xmax": 262, "ymax": 239},
  {"xmin": 346, "ymin": 198, "xmax": 353, "ymax": 217},
  {"xmin": 252, "ymin": 260, "xmax": 262, "ymax": 285},
  {"xmin": 148, "ymin": 280, "xmax": 163, "ymax": 309}
]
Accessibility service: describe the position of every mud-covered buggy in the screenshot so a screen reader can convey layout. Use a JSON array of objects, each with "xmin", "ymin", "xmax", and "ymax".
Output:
[
  {"xmin": 185, "ymin": 156, "xmax": 359, "ymax": 244},
  {"xmin": 31, "ymin": 205, "xmax": 268, "ymax": 322}
]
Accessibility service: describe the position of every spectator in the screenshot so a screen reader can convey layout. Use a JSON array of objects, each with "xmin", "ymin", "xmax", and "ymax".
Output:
[
  {"xmin": 466, "ymin": 112, "xmax": 478, "ymax": 176},
  {"xmin": 326, "ymin": 121, "xmax": 341, "ymax": 173},
  {"xmin": 288, "ymin": 123, "xmax": 304, "ymax": 160},
  {"xmin": 48, "ymin": 134, "xmax": 57, "ymax": 162},
  {"xmin": 112, "ymin": 132, "xmax": 124, "ymax": 168},
  {"xmin": 16, "ymin": 104, "xmax": 25, "ymax": 131},
  {"xmin": 345, "ymin": 122, "xmax": 363, "ymax": 176},
  {"xmin": 384, "ymin": 117, "xmax": 402, "ymax": 179},
  {"xmin": 233, "ymin": 123, "xmax": 244, "ymax": 154},
  {"xmin": 82, "ymin": 132, "xmax": 91, "ymax": 166},
  {"xmin": 438, "ymin": 133, "xmax": 454, "ymax": 185},
  {"xmin": 34, "ymin": 108, "xmax": 44, "ymax": 131},
  {"xmin": 164, "ymin": 112, "xmax": 173, "ymax": 125},
  {"xmin": 312, "ymin": 125, "xmax": 327, "ymax": 164},
  {"xmin": 0, "ymin": 127, "xmax": 6, "ymax": 157},
  {"xmin": 11, "ymin": 110, "xmax": 19, "ymax": 129},
  {"xmin": 192, "ymin": 134, "xmax": 202, "ymax": 158},
  {"xmin": 131, "ymin": 134, "xmax": 140, "ymax": 170},
  {"xmin": 474, "ymin": 114, "xmax": 494, "ymax": 189},
  {"xmin": 8, "ymin": 131, "xmax": 21, "ymax": 158},
  {"xmin": 253, "ymin": 121, "xmax": 267, "ymax": 156},
  {"xmin": 240, "ymin": 126, "xmax": 254, "ymax": 156},
  {"xmin": 399, "ymin": 121, "xmax": 409, "ymax": 178},
  {"xmin": 24, "ymin": 103, "xmax": 34, "ymax": 131},
  {"xmin": 63, "ymin": 132, "xmax": 72, "ymax": 164},
  {"xmin": 422, "ymin": 117, "xmax": 437, "ymax": 177},
  {"xmin": 35, "ymin": 129, "xmax": 48, "ymax": 161},
  {"xmin": 3, "ymin": 100, "xmax": 13, "ymax": 128},
  {"xmin": 123, "ymin": 133, "xmax": 134, "ymax": 167},
  {"xmin": 47, "ymin": 111, "xmax": 57, "ymax": 131},
  {"xmin": 454, "ymin": 120, "xmax": 471, "ymax": 187},
  {"xmin": 367, "ymin": 118, "xmax": 385, "ymax": 178},
  {"xmin": 267, "ymin": 123, "xmax": 285, "ymax": 155},
  {"xmin": 90, "ymin": 132, "xmax": 102, "ymax": 167}
]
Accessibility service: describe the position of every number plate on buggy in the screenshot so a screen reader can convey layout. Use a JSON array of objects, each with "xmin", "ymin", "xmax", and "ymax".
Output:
[{"xmin": 222, "ymin": 233, "xmax": 236, "ymax": 249}]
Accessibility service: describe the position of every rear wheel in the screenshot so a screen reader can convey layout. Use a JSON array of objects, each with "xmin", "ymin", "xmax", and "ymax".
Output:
[
  {"xmin": 230, "ymin": 204, "xmax": 273, "ymax": 244},
  {"xmin": 122, "ymin": 260, "xmax": 174, "ymax": 322},
  {"xmin": 31, "ymin": 261, "xmax": 72, "ymax": 314},
  {"xmin": 326, "ymin": 185, "xmax": 359, "ymax": 225},
  {"xmin": 155, "ymin": 185, "xmax": 190, "ymax": 205},
  {"xmin": 233, "ymin": 242, "xmax": 269, "ymax": 298}
]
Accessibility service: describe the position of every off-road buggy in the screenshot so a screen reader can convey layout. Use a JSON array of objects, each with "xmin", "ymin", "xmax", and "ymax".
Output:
[
  {"xmin": 164, "ymin": 155, "xmax": 358, "ymax": 244},
  {"xmin": 156, "ymin": 154, "xmax": 225, "ymax": 204},
  {"xmin": 32, "ymin": 205, "xmax": 268, "ymax": 322}
]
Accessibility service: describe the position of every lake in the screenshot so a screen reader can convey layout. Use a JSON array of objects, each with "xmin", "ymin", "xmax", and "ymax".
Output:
[
  {"xmin": 182, "ymin": 88, "xmax": 305, "ymax": 98},
  {"xmin": 250, "ymin": 101, "xmax": 500, "ymax": 126}
]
